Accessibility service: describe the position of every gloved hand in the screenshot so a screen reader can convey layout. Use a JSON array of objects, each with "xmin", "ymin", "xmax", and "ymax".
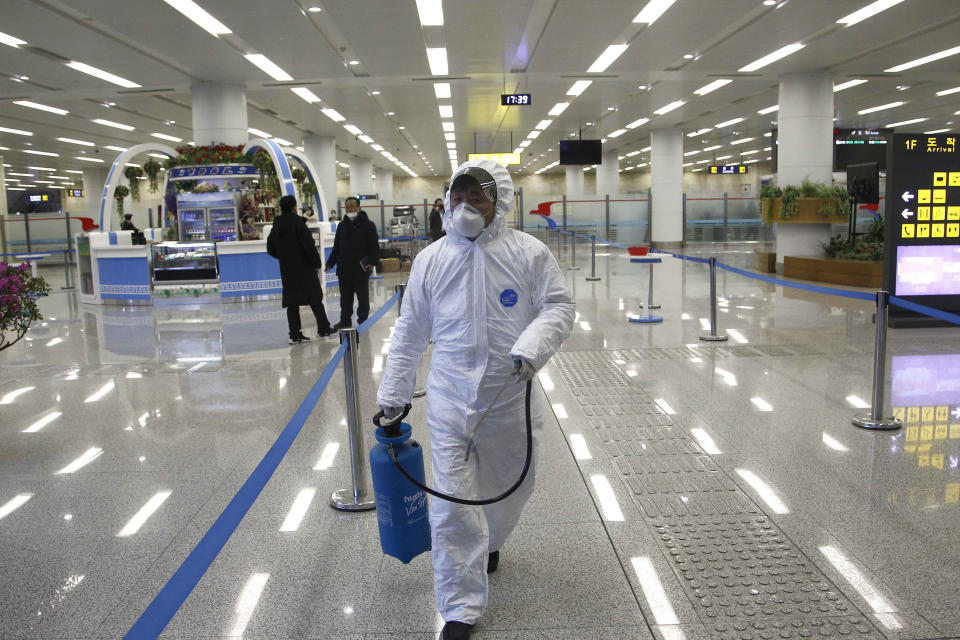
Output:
[
  {"xmin": 512, "ymin": 357, "xmax": 536, "ymax": 381},
  {"xmin": 380, "ymin": 405, "xmax": 403, "ymax": 421}
]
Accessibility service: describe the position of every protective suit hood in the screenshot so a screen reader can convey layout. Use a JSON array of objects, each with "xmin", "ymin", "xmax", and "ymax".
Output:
[{"xmin": 443, "ymin": 159, "xmax": 513, "ymax": 240}]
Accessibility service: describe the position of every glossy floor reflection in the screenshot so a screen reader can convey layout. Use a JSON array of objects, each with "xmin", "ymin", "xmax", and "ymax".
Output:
[{"xmin": 1, "ymin": 239, "xmax": 958, "ymax": 639}]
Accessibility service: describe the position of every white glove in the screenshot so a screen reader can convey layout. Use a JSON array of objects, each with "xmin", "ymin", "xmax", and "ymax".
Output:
[
  {"xmin": 380, "ymin": 405, "xmax": 403, "ymax": 420},
  {"xmin": 513, "ymin": 357, "xmax": 536, "ymax": 382}
]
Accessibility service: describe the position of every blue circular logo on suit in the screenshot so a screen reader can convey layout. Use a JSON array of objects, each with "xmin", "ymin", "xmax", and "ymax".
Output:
[{"xmin": 500, "ymin": 289, "xmax": 518, "ymax": 307}]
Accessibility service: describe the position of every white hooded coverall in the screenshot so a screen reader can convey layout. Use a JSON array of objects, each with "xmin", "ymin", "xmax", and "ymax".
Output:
[{"xmin": 377, "ymin": 160, "xmax": 575, "ymax": 624}]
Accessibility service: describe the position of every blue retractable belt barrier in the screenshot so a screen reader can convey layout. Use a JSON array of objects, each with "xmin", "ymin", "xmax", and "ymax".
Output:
[
  {"xmin": 889, "ymin": 296, "xmax": 960, "ymax": 326},
  {"xmin": 0, "ymin": 249, "xmax": 74, "ymax": 257},
  {"xmin": 714, "ymin": 261, "xmax": 876, "ymax": 302},
  {"xmin": 126, "ymin": 290, "xmax": 400, "ymax": 640}
]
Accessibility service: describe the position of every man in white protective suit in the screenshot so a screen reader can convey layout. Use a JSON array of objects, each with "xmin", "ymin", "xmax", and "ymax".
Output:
[{"xmin": 377, "ymin": 159, "xmax": 574, "ymax": 640}]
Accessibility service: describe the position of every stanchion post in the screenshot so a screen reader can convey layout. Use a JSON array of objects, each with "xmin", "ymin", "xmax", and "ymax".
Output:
[
  {"xmin": 24, "ymin": 211, "xmax": 32, "ymax": 253},
  {"xmin": 604, "ymin": 194, "xmax": 610, "ymax": 240},
  {"xmin": 699, "ymin": 257, "xmax": 728, "ymax": 342},
  {"xmin": 331, "ymin": 327, "xmax": 376, "ymax": 511},
  {"xmin": 647, "ymin": 260, "xmax": 659, "ymax": 310},
  {"xmin": 586, "ymin": 235, "xmax": 601, "ymax": 281},
  {"xmin": 380, "ymin": 199, "xmax": 386, "ymax": 237},
  {"xmin": 562, "ymin": 195, "xmax": 567, "ymax": 231},
  {"xmin": 518, "ymin": 187, "xmax": 524, "ymax": 233},
  {"xmin": 853, "ymin": 291, "xmax": 902, "ymax": 430},
  {"xmin": 396, "ymin": 283, "xmax": 406, "ymax": 315},
  {"xmin": 61, "ymin": 213, "xmax": 74, "ymax": 290},
  {"xmin": 567, "ymin": 231, "xmax": 580, "ymax": 270}
]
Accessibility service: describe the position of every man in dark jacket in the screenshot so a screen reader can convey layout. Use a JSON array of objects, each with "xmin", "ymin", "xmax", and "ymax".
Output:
[
  {"xmin": 326, "ymin": 196, "xmax": 379, "ymax": 328},
  {"xmin": 429, "ymin": 197, "xmax": 445, "ymax": 242},
  {"xmin": 267, "ymin": 195, "xmax": 335, "ymax": 344}
]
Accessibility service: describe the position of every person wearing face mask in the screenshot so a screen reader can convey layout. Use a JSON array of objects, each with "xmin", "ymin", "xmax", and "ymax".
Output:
[
  {"xmin": 326, "ymin": 196, "xmax": 379, "ymax": 328},
  {"xmin": 377, "ymin": 160, "xmax": 574, "ymax": 639},
  {"xmin": 429, "ymin": 197, "xmax": 446, "ymax": 242}
]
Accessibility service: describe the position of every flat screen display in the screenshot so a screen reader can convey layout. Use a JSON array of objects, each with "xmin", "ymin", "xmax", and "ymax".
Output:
[
  {"xmin": 6, "ymin": 189, "xmax": 63, "ymax": 214},
  {"xmin": 895, "ymin": 244, "xmax": 960, "ymax": 296},
  {"xmin": 559, "ymin": 140, "xmax": 602, "ymax": 165}
]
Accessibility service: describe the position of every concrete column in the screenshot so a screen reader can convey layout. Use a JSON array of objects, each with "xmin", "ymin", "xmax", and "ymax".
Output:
[
  {"xmin": 349, "ymin": 157, "xmax": 374, "ymax": 197},
  {"xmin": 650, "ymin": 128, "xmax": 683, "ymax": 248},
  {"xmin": 596, "ymin": 150, "xmax": 620, "ymax": 197},
  {"xmin": 375, "ymin": 167, "xmax": 394, "ymax": 206},
  {"xmin": 303, "ymin": 134, "xmax": 336, "ymax": 219},
  {"xmin": 83, "ymin": 167, "xmax": 109, "ymax": 222},
  {"xmin": 565, "ymin": 165, "xmax": 584, "ymax": 200},
  {"xmin": 191, "ymin": 83, "xmax": 248, "ymax": 146},
  {"xmin": 776, "ymin": 71, "xmax": 834, "ymax": 262}
]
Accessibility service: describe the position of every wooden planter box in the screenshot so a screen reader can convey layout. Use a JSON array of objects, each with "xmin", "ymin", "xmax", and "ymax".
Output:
[
  {"xmin": 754, "ymin": 250, "xmax": 776, "ymax": 273},
  {"xmin": 783, "ymin": 255, "xmax": 882, "ymax": 288},
  {"xmin": 762, "ymin": 198, "xmax": 849, "ymax": 224}
]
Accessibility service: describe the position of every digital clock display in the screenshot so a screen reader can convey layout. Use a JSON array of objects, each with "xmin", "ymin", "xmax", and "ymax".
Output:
[{"xmin": 501, "ymin": 93, "xmax": 531, "ymax": 106}]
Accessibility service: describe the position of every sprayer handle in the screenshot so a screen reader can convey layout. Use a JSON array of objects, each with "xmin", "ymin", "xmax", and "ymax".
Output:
[{"xmin": 373, "ymin": 404, "xmax": 413, "ymax": 436}]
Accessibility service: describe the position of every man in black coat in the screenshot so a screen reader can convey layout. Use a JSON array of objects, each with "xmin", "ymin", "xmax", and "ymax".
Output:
[
  {"xmin": 326, "ymin": 195, "xmax": 379, "ymax": 328},
  {"xmin": 267, "ymin": 195, "xmax": 335, "ymax": 344},
  {"xmin": 429, "ymin": 197, "xmax": 445, "ymax": 242}
]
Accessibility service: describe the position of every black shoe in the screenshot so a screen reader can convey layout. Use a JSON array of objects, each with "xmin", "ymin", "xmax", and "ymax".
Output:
[
  {"xmin": 318, "ymin": 327, "xmax": 336, "ymax": 337},
  {"xmin": 440, "ymin": 621, "xmax": 474, "ymax": 640},
  {"xmin": 288, "ymin": 334, "xmax": 310, "ymax": 344},
  {"xmin": 487, "ymin": 550, "xmax": 499, "ymax": 573},
  {"xmin": 333, "ymin": 321, "xmax": 351, "ymax": 330}
]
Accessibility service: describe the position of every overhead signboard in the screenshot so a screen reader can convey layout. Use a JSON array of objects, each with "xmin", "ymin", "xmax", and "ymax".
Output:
[
  {"xmin": 500, "ymin": 94, "xmax": 531, "ymax": 106},
  {"xmin": 68, "ymin": 189, "xmax": 84, "ymax": 197},
  {"xmin": 709, "ymin": 165, "xmax": 748, "ymax": 174},
  {"xmin": 468, "ymin": 152, "xmax": 521, "ymax": 165},
  {"xmin": 885, "ymin": 132, "xmax": 960, "ymax": 326}
]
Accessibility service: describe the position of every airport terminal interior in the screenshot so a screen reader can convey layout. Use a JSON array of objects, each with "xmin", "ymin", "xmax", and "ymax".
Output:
[{"xmin": 2, "ymin": 1, "xmax": 960, "ymax": 639}]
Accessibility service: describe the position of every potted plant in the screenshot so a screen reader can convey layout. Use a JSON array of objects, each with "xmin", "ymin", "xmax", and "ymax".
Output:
[
  {"xmin": 762, "ymin": 180, "xmax": 850, "ymax": 223},
  {"xmin": 124, "ymin": 166, "xmax": 144, "ymax": 202},
  {"xmin": 114, "ymin": 185, "xmax": 129, "ymax": 217},
  {"xmin": 143, "ymin": 159, "xmax": 162, "ymax": 193},
  {"xmin": 0, "ymin": 261, "xmax": 51, "ymax": 352}
]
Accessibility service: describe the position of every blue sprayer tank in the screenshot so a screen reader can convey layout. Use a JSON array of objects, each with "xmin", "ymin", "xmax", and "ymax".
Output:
[{"xmin": 370, "ymin": 421, "xmax": 431, "ymax": 563}]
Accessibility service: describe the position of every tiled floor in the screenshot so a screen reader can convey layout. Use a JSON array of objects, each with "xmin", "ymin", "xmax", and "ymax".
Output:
[{"xmin": 1, "ymin": 237, "xmax": 958, "ymax": 639}]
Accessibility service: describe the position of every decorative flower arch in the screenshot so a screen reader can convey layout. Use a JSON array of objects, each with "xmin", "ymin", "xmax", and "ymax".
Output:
[{"xmin": 99, "ymin": 143, "xmax": 177, "ymax": 231}]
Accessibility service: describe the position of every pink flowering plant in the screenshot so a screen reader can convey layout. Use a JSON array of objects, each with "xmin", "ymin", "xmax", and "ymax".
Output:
[{"xmin": 0, "ymin": 261, "xmax": 51, "ymax": 352}]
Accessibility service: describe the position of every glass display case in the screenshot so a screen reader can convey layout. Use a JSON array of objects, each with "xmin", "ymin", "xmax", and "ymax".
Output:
[
  {"xmin": 151, "ymin": 242, "xmax": 218, "ymax": 283},
  {"xmin": 209, "ymin": 206, "xmax": 238, "ymax": 242},
  {"xmin": 176, "ymin": 193, "xmax": 239, "ymax": 242}
]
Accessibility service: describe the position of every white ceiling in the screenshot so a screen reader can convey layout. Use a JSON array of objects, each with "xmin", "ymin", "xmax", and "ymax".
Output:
[{"xmin": 1, "ymin": 0, "xmax": 959, "ymax": 181}]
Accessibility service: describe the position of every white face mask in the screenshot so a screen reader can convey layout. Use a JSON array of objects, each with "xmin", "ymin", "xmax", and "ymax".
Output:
[
  {"xmin": 344, "ymin": 211, "xmax": 357, "ymax": 220},
  {"xmin": 451, "ymin": 202, "xmax": 487, "ymax": 239}
]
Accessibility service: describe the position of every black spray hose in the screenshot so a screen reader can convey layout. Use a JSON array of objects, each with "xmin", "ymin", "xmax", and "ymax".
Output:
[{"xmin": 373, "ymin": 380, "xmax": 533, "ymax": 506}]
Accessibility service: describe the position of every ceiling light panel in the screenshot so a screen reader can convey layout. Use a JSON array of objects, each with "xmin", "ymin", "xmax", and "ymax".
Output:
[
  {"xmin": 886, "ymin": 118, "xmax": 927, "ymax": 127},
  {"xmin": 654, "ymin": 100, "xmax": 684, "ymax": 115},
  {"xmin": 57, "ymin": 137, "xmax": 94, "ymax": 146},
  {"xmin": 633, "ymin": 0, "xmax": 679, "ymax": 24},
  {"xmin": 163, "ymin": 0, "xmax": 232, "ymax": 36},
  {"xmin": 434, "ymin": 82, "xmax": 451, "ymax": 98},
  {"xmin": 757, "ymin": 105, "xmax": 778, "ymax": 114},
  {"xmin": 858, "ymin": 101, "xmax": 904, "ymax": 114},
  {"xmin": 548, "ymin": 103, "xmax": 569, "ymax": 116},
  {"xmin": 738, "ymin": 43, "xmax": 804, "ymax": 72},
  {"xmin": 567, "ymin": 80, "xmax": 593, "ymax": 96},
  {"xmin": 244, "ymin": 54, "xmax": 292, "ymax": 81},
  {"xmin": 716, "ymin": 117, "xmax": 744, "ymax": 127},
  {"xmin": 92, "ymin": 119, "xmax": 135, "ymax": 131},
  {"xmin": 837, "ymin": 0, "xmax": 905, "ymax": 26},
  {"xmin": 438, "ymin": 105, "xmax": 453, "ymax": 118},
  {"xmin": 886, "ymin": 45, "xmax": 960, "ymax": 72},
  {"xmin": 151, "ymin": 132, "xmax": 182, "ymax": 142},
  {"xmin": 426, "ymin": 47, "xmax": 448, "ymax": 75},
  {"xmin": 588, "ymin": 44, "xmax": 629, "ymax": 73},
  {"xmin": 13, "ymin": 101, "xmax": 68, "ymax": 115},
  {"xmin": 322, "ymin": 108, "xmax": 345, "ymax": 122},
  {"xmin": 291, "ymin": 87, "xmax": 320, "ymax": 103},
  {"xmin": 0, "ymin": 31, "xmax": 27, "ymax": 47},
  {"xmin": 687, "ymin": 128, "xmax": 711, "ymax": 137},
  {"xmin": 442, "ymin": 121, "xmax": 455, "ymax": 132},
  {"xmin": 694, "ymin": 79, "xmax": 732, "ymax": 96},
  {"xmin": 833, "ymin": 79, "xmax": 868, "ymax": 92},
  {"xmin": 416, "ymin": 0, "xmax": 444, "ymax": 26},
  {"xmin": 66, "ymin": 61, "xmax": 140, "ymax": 88}
]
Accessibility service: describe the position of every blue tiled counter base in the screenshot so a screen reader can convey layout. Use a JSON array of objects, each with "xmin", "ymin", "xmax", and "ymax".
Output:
[
  {"xmin": 219, "ymin": 252, "xmax": 282, "ymax": 297},
  {"xmin": 97, "ymin": 256, "xmax": 151, "ymax": 300}
]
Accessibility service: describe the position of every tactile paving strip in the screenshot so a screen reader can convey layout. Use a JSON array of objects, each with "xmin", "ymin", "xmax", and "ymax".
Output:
[{"xmin": 553, "ymin": 351, "xmax": 883, "ymax": 636}]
